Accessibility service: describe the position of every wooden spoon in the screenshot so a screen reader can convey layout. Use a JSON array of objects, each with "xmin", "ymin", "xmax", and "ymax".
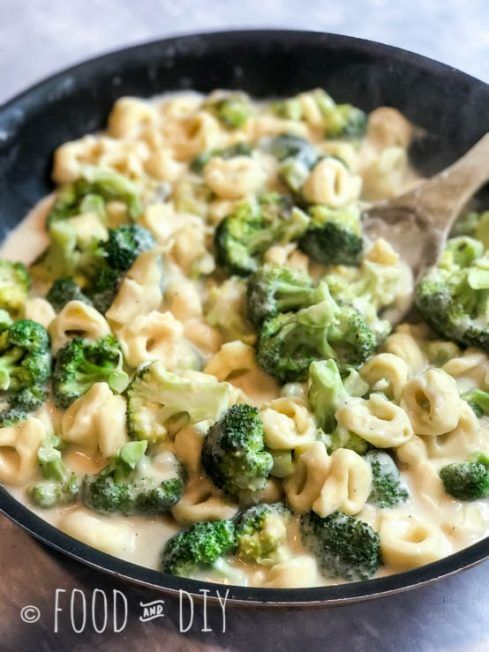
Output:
[{"xmin": 363, "ymin": 133, "xmax": 489, "ymax": 322}]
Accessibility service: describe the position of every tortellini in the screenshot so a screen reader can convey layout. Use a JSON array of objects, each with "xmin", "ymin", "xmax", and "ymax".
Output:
[
  {"xmin": 265, "ymin": 556, "xmax": 320, "ymax": 588},
  {"xmin": 260, "ymin": 398, "xmax": 315, "ymax": 450},
  {"xmin": 61, "ymin": 382, "xmax": 128, "ymax": 458},
  {"xmin": 60, "ymin": 509, "xmax": 136, "ymax": 556},
  {"xmin": 0, "ymin": 418, "xmax": 47, "ymax": 485},
  {"xmin": 313, "ymin": 448, "xmax": 372, "ymax": 518},
  {"xmin": 49, "ymin": 300, "xmax": 111, "ymax": 353},
  {"xmin": 302, "ymin": 158, "xmax": 362, "ymax": 207},
  {"xmin": 116, "ymin": 310, "xmax": 197, "ymax": 369},
  {"xmin": 204, "ymin": 156, "xmax": 265, "ymax": 199},
  {"xmin": 24, "ymin": 297, "xmax": 56, "ymax": 330},
  {"xmin": 336, "ymin": 394, "xmax": 414, "ymax": 448},
  {"xmin": 379, "ymin": 511, "xmax": 450, "ymax": 570},
  {"xmin": 401, "ymin": 369, "xmax": 462, "ymax": 436},
  {"xmin": 383, "ymin": 329, "xmax": 426, "ymax": 374},
  {"xmin": 172, "ymin": 473, "xmax": 238, "ymax": 524},
  {"xmin": 284, "ymin": 442, "xmax": 331, "ymax": 514},
  {"xmin": 360, "ymin": 353, "xmax": 408, "ymax": 401}
]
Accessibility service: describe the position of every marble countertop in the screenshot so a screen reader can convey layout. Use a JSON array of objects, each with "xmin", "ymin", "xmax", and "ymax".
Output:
[{"xmin": 0, "ymin": 1, "xmax": 488, "ymax": 650}]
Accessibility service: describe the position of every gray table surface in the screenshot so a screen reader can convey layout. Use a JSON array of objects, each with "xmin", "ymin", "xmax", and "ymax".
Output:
[{"xmin": 1, "ymin": 1, "xmax": 489, "ymax": 650}]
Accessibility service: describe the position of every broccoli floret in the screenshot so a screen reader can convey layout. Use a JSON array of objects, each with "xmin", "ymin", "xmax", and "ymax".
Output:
[
  {"xmin": 462, "ymin": 388, "xmax": 489, "ymax": 418},
  {"xmin": 83, "ymin": 441, "xmax": 185, "ymax": 515},
  {"xmin": 440, "ymin": 454, "xmax": 489, "ymax": 500},
  {"xmin": 246, "ymin": 265, "xmax": 329, "ymax": 327},
  {"xmin": 86, "ymin": 266, "xmax": 122, "ymax": 314},
  {"xmin": 126, "ymin": 362, "xmax": 231, "ymax": 443},
  {"xmin": 32, "ymin": 216, "xmax": 104, "ymax": 284},
  {"xmin": 415, "ymin": 237, "xmax": 489, "ymax": 351},
  {"xmin": 0, "ymin": 320, "xmax": 51, "ymax": 426},
  {"xmin": 269, "ymin": 449, "xmax": 294, "ymax": 478},
  {"xmin": 235, "ymin": 502, "xmax": 290, "ymax": 564},
  {"xmin": 161, "ymin": 519, "xmax": 237, "ymax": 577},
  {"xmin": 201, "ymin": 403, "xmax": 273, "ymax": 502},
  {"xmin": 301, "ymin": 510, "xmax": 381, "ymax": 581},
  {"xmin": 52, "ymin": 335, "xmax": 129, "ymax": 408},
  {"xmin": 323, "ymin": 427, "xmax": 370, "ymax": 455},
  {"xmin": 206, "ymin": 93, "xmax": 251, "ymax": 129},
  {"xmin": 205, "ymin": 278, "xmax": 256, "ymax": 344},
  {"xmin": 48, "ymin": 166, "xmax": 142, "ymax": 226},
  {"xmin": 308, "ymin": 359, "xmax": 348, "ymax": 432},
  {"xmin": 452, "ymin": 210, "xmax": 489, "ymax": 249},
  {"xmin": 0, "ymin": 260, "xmax": 31, "ymax": 315},
  {"xmin": 323, "ymin": 104, "xmax": 367, "ymax": 139},
  {"xmin": 265, "ymin": 134, "xmax": 318, "ymax": 191},
  {"xmin": 103, "ymin": 225, "xmax": 155, "ymax": 272},
  {"xmin": 271, "ymin": 90, "xmax": 367, "ymax": 140},
  {"xmin": 325, "ymin": 256, "xmax": 402, "ymax": 343},
  {"xmin": 257, "ymin": 288, "xmax": 376, "ymax": 383},
  {"xmin": 266, "ymin": 134, "xmax": 319, "ymax": 168},
  {"xmin": 366, "ymin": 450, "xmax": 408, "ymax": 508},
  {"xmin": 46, "ymin": 277, "xmax": 92, "ymax": 312},
  {"xmin": 299, "ymin": 204, "xmax": 363, "ymax": 266},
  {"xmin": 191, "ymin": 143, "xmax": 253, "ymax": 174},
  {"xmin": 28, "ymin": 434, "xmax": 79, "ymax": 508},
  {"xmin": 215, "ymin": 195, "xmax": 310, "ymax": 275}
]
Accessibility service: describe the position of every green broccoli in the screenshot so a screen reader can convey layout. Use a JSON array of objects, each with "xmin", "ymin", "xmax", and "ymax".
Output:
[
  {"xmin": 206, "ymin": 93, "xmax": 251, "ymax": 129},
  {"xmin": 366, "ymin": 450, "xmax": 409, "ymax": 508},
  {"xmin": 201, "ymin": 403, "xmax": 273, "ymax": 502},
  {"xmin": 264, "ymin": 134, "xmax": 319, "ymax": 192},
  {"xmin": 215, "ymin": 194, "xmax": 310, "ymax": 275},
  {"xmin": 246, "ymin": 265, "xmax": 329, "ymax": 327},
  {"xmin": 299, "ymin": 204, "xmax": 363, "ymax": 266},
  {"xmin": 103, "ymin": 225, "xmax": 155, "ymax": 272},
  {"xmin": 461, "ymin": 388, "xmax": 489, "ymax": 418},
  {"xmin": 235, "ymin": 502, "xmax": 290, "ymax": 564},
  {"xmin": 83, "ymin": 441, "xmax": 185, "ymax": 515},
  {"xmin": 46, "ymin": 277, "xmax": 92, "ymax": 312},
  {"xmin": 48, "ymin": 166, "xmax": 142, "ymax": 226},
  {"xmin": 308, "ymin": 359, "xmax": 348, "ymax": 432},
  {"xmin": 415, "ymin": 237, "xmax": 489, "ymax": 351},
  {"xmin": 322, "ymin": 427, "xmax": 370, "ymax": 455},
  {"xmin": 452, "ymin": 210, "xmax": 489, "ymax": 249},
  {"xmin": 161, "ymin": 519, "xmax": 237, "ymax": 577},
  {"xmin": 325, "ymin": 257, "xmax": 402, "ymax": 343},
  {"xmin": 269, "ymin": 449, "xmax": 294, "ymax": 478},
  {"xmin": 301, "ymin": 510, "xmax": 381, "ymax": 581},
  {"xmin": 31, "ymin": 217, "xmax": 104, "ymax": 284},
  {"xmin": 126, "ymin": 362, "xmax": 231, "ymax": 442},
  {"xmin": 205, "ymin": 277, "xmax": 256, "ymax": 344},
  {"xmin": 86, "ymin": 266, "xmax": 121, "ymax": 314},
  {"xmin": 271, "ymin": 89, "xmax": 366, "ymax": 139},
  {"xmin": 440, "ymin": 453, "xmax": 489, "ymax": 500},
  {"xmin": 0, "ymin": 319, "xmax": 51, "ymax": 426},
  {"xmin": 52, "ymin": 335, "xmax": 129, "ymax": 408},
  {"xmin": 28, "ymin": 434, "xmax": 79, "ymax": 508},
  {"xmin": 0, "ymin": 260, "xmax": 31, "ymax": 315},
  {"xmin": 257, "ymin": 288, "xmax": 376, "ymax": 383}
]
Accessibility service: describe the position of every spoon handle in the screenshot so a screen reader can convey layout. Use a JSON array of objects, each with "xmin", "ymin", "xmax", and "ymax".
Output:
[{"xmin": 388, "ymin": 133, "xmax": 489, "ymax": 233}]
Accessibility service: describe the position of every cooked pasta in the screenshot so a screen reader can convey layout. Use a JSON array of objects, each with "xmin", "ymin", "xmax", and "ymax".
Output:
[{"xmin": 1, "ymin": 88, "xmax": 488, "ymax": 591}]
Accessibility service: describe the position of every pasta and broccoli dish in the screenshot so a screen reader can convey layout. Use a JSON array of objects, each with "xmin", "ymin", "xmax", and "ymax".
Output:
[{"xmin": 1, "ymin": 88, "xmax": 489, "ymax": 588}]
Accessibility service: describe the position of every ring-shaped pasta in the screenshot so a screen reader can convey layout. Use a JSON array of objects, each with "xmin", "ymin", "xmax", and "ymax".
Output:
[
  {"xmin": 49, "ymin": 300, "xmax": 111, "ymax": 353},
  {"xmin": 360, "ymin": 353, "xmax": 408, "ymax": 402},
  {"xmin": 380, "ymin": 511, "xmax": 450, "ymax": 570},
  {"xmin": 260, "ymin": 398, "xmax": 316, "ymax": 451},
  {"xmin": 284, "ymin": 442, "xmax": 331, "ymax": 514},
  {"xmin": 401, "ymin": 368, "xmax": 462, "ymax": 436},
  {"xmin": 336, "ymin": 394, "xmax": 413, "ymax": 448},
  {"xmin": 312, "ymin": 448, "xmax": 372, "ymax": 518}
]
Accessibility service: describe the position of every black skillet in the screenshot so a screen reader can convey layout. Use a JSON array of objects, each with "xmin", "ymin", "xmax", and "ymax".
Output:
[{"xmin": 1, "ymin": 30, "xmax": 488, "ymax": 606}]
